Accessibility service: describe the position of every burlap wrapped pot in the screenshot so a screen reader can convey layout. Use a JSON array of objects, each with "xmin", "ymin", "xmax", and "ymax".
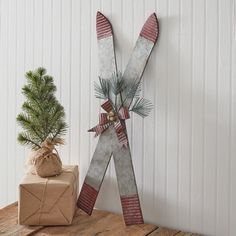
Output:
[{"xmin": 32, "ymin": 139, "xmax": 62, "ymax": 177}]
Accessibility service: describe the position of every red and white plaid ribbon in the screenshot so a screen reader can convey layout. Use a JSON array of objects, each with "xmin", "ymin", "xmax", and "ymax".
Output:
[{"xmin": 88, "ymin": 100, "xmax": 130, "ymax": 148}]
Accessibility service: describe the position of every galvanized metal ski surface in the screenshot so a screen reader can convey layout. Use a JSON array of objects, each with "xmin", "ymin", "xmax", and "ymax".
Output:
[
  {"xmin": 77, "ymin": 11, "xmax": 159, "ymax": 226},
  {"xmin": 121, "ymin": 13, "xmax": 159, "ymax": 108},
  {"xmin": 77, "ymin": 11, "xmax": 117, "ymax": 217}
]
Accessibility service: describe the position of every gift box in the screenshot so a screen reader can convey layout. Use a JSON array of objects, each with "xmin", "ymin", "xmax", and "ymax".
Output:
[{"xmin": 18, "ymin": 165, "xmax": 78, "ymax": 225}]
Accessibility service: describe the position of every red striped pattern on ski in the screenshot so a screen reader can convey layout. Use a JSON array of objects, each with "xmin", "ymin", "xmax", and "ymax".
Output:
[
  {"xmin": 120, "ymin": 194, "xmax": 144, "ymax": 225},
  {"xmin": 114, "ymin": 121, "xmax": 128, "ymax": 148},
  {"xmin": 77, "ymin": 182, "xmax": 98, "ymax": 215},
  {"xmin": 119, "ymin": 107, "xmax": 130, "ymax": 120},
  {"xmin": 101, "ymin": 99, "xmax": 113, "ymax": 112},
  {"xmin": 88, "ymin": 123, "xmax": 111, "ymax": 137},
  {"xmin": 117, "ymin": 131, "xmax": 128, "ymax": 148},
  {"xmin": 114, "ymin": 121, "xmax": 123, "ymax": 133},
  {"xmin": 96, "ymin": 11, "xmax": 113, "ymax": 40},
  {"xmin": 99, "ymin": 113, "xmax": 109, "ymax": 125},
  {"xmin": 140, "ymin": 13, "xmax": 159, "ymax": 43}
]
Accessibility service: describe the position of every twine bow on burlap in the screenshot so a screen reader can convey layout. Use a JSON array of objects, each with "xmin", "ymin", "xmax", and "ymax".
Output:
[{"xmin": 88, "ymin": 100, "xmax": 130, "ymax": 148}]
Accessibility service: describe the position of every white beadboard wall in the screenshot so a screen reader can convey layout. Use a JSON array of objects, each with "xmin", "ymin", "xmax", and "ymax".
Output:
[{"xmin": 0, "ymin": 0, "xmax": 235, "ymax": 235}]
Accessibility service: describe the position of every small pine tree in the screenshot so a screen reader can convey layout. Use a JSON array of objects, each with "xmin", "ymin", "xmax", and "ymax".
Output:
[{"xmin": 17, "ymin": 67, "xmax": 68, "ymax": 150}]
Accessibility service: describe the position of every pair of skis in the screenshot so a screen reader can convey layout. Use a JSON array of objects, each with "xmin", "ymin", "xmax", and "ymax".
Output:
[{"xmin": 77, "ymin": 11, "xmax": 159, "ymax": 226}]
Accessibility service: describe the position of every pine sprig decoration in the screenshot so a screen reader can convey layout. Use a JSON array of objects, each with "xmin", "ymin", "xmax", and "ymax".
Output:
[
  {"xmin": 130, "ymin": 98, "xmax": 153, "ymax": 118},
  {"xmin": 94, "ymin": 77, "xmax": 109, "ymax": 99},
  {"xmin": 109, "ymin": 72, "xmax": 124, "ymax": 95},
  {"xmin": 121, "ymin": 79, "xmax": 142, "ymax": 107},
  {"xmin": 93, "ymin": 71, "xmax": 153, "ymax": 118},
  {"xmin": 17, "ymin": 67, "xmax": 68, "ymax": 150}
]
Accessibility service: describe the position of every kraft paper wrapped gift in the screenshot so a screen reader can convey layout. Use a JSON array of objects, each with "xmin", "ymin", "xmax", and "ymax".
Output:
[{"xmin": 18, "ymin": 165, "xmax": 78, "ymax": 225}]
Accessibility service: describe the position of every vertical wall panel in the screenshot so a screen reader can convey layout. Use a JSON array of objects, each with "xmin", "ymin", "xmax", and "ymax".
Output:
[
  {"xmin": 25, "ymin": 0, "xmax": 34, "ymax": 72},
  {"xmin": 70, "ymin": 0, "xmax": 81, "ymax": 173},
  {"xmin": 230, "ymin": 3, "xmax": 236, "ymax": 235},
  {"xmin": 203, "ymin": 0, "xmax": 218, "ymax": 235},
  {"xmin": 42, "ymin": 0, "xmax": 52, "ymax": 71},
  {"xmin": 216, "ymin": 0, "xmax": 232, "ymax": 235},
  {"xmin": 154, "ymin": 0, "xmax": 168, "ymax": 227},
  {"xmin": 0, "ymin": 0, "xmax": 8, "ymax": 208},
  {"xmin": 0, "ymin": 1, "xmax": 235, "ymax": 235},
  {"xmin": 15, "ymin": 0, "xmax": 26, "ymax": 198},
  {"xmin": 51, "ymin": 0, "xmax": 62, "ymax": 102},
  {"xmin": 79, "ymin": 0, "xmax": 91, "ymax": 183},
  {"xmin": 60, "ymin": 0, "xmax": 71, "ymax": 164},
  {"xmin": 166, "ymin": 0, "xmax": 180, "ymax": 229},
  {"xmin": 191, "ymin": 0, "xmax": 205, "ymax": 232},
  {"xmin": 33, "ymin": 0, "xmax": 43, "ymax": 66},
  {"xmin": 178, "ymin": 0, "xmax": 192, "ymax": 231},
  {"xmin": 7, "ymin": 0, "xmax": 17, "ymax": 204}
]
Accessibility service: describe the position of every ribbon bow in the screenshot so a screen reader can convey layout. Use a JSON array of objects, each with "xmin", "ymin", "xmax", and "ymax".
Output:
[{"xmin": 88, "ymin": 100, "xmax": 130, "ymax": 148}]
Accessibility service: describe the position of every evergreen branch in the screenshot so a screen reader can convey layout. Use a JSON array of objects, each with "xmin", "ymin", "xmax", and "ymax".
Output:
[
  {"xmin": 22, "ymin": 102, "xmax": 40, "ymax": 116},
  {"xmin": 52, "ymin": 122, "xmax": 67, "ymax": 140},
  {"xmin": 121, "ymin": 79, "xmax": 142, "ymax": 107},
  {"xmin": 45, "ymin": 106, "xmax": 65, "ymax": 139},
  {"xmin": 130, "ymin": 98, "xmax": 153, "ymax": 118},
  {"xmin": 22, "ymin": 86, "xmax": 44, "ymax": 112},
  {"xmin": 36, "ymin": 67, "xmax": 46, "ymax": 77},
  {"xmin": 94, "ymin": 77, "xmax": 109, "ymax": 99},
  {"xmin": 94, "ymin": 81, "xmax": 105, "ymax": 99},
  {"xmin": 109, "ymin": 72, "xmax": 124, "ymax": 96},
  {"xmin": 18, "ymin": 132, "xmax": 41, "ymax": 149},
  {"xmin": 16, "ymin": 113, "xmax": 44, "ymax": 141}
]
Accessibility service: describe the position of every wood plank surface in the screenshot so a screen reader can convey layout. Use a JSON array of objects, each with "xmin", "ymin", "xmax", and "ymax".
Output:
[
  {"xmin": 0, "ymin": 203, "xmax": 199, "ymax": 236},
  {"xmin": 148, "ymin": 227, "xmax": 180, "ymax": 236},
  {"xmin": 149, "ymin": 229, "xmax": 201, "ymax": 236},
  {"xmin": 34, "ymin": 209, "xmax": 157, "ymax": 236},
  {"xmin": 175, "ymin": 233, "xmax": 192, "ymax": 236},
  {"xmin": 175, "ymin": 233, "xmax": 201, "ymax": 236},
  {"xmin": 0, "ymin": 202, "xmax": 43, "ymax": 236},
  {"xmin": 0, "ymin": 203, "xmax": 157, "ymax": 236}
]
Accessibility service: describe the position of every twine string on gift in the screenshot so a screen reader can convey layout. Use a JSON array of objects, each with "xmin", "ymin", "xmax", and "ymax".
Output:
[
  {"xmin": 38, "ymin": 178, "xmax": 49, "ymax": 224},
  {"xmin": 88, "ymin": 100, "xmax": 130, "ymax": 148},
  {"xmin": 37, "ymin": 167, "xmax": 77, "ymax": 224}
]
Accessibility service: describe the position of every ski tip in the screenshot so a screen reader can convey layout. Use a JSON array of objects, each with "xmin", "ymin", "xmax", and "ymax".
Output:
[
  {"xmin": 140, "ymin": 13, "xmax": 159, "ymax": 44},
  {"xmin": 96, "ymin": 11, "xmax": 113, "ymax": 40}
]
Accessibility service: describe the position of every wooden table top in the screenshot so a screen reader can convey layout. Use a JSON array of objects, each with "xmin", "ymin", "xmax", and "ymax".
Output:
[{"xmin": 0, "ymin": 203, "xmax": 200, "ymax": 236}]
